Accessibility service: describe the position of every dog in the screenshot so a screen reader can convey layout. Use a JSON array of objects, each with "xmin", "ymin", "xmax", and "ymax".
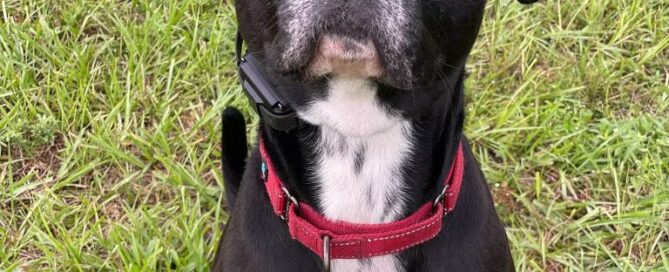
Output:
[{"xmin": 214, "ymin": 0, "xmax": 538, "ymax": 271}]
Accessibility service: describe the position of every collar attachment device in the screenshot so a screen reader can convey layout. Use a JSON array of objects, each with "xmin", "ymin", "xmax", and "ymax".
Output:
[
  {"xmin": 236, "ymin": 32, "xmax": 299, "ymax": 132},
  {"xmin": 259, "ymin": 136, "xmax": 466, "ymax": 264}
]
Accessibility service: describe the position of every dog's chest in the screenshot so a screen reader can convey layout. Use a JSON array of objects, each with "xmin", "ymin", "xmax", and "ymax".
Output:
[
  {"xmin": 315, "ymin": 124, "xmax": 413, "ymax": 224},
  {"xmin": 301, "ymin": 77, "xmax": 414, "ymax": 271}
]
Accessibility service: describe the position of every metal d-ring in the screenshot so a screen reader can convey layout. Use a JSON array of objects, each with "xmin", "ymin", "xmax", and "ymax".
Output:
[
  {"xmin": 281, "ymin": 186, "xmax": 299, "ymax": 207},
  {"xmin": 280, "ymin": 186, "xmax": 299, "ymax": 221},
  {"xmin": 322, "ymin": 235, "xmax": 331, "ymax": 272},
  {"xmin": 433, "ymin": 184, "xmax": 450, "ymax": 208}
]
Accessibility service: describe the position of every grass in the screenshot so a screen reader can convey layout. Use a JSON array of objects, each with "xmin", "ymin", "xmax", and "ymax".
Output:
[{"xmin": 0, "ymin": 0, "xmax": 667, "ymax": 271}]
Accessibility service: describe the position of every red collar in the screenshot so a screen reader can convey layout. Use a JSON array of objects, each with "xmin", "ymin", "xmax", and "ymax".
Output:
[{"xmin": 259, "ymin": 138, "xmax": 465, "ymax": 264}]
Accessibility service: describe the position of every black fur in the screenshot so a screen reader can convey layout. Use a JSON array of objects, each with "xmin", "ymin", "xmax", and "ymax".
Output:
[
  {"xmin": 213, "ymin": 0, "xmax": 538, "ymax": 270},
  {"xmin": 214, "ymin": 80, "xmax": 514, "ymax": 271},
  {"xmin": 221, "ymin": 107, "xmax": 247, "ymax": 211}
]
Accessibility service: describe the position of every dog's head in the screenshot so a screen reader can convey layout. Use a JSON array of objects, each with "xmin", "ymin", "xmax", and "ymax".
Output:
[{"xmin": 236, "ymin": 0, "xmax": 537, "ymax": 135}]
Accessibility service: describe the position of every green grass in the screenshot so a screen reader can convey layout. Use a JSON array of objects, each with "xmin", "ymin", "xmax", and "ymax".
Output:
[{"xmin": 0, "ymin": 0, "xmax": 667, "ymax": 271}]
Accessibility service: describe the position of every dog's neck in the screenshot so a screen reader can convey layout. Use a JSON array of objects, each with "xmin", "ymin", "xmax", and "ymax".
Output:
[{"xmin": 261, "ymin": 71, "xmax": 465, "ymax": 224}]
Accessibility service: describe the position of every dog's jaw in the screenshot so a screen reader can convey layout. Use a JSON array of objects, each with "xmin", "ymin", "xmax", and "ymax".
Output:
[{"xmin": 298, "ymin": 77, "xmax": 411, "ymax": 271}]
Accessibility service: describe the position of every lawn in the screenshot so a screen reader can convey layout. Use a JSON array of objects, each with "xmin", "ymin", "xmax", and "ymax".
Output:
[{"xmin": 0, "ymin": 0, "xmax": 667, "ymax": 271}]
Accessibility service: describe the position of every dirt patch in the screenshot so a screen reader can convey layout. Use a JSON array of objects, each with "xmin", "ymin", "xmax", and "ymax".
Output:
[
  {"xmin": 545, "ymin": 260, "xmax": 564, "ymax": 272},
  {"xmin": 103, "ymin": 199, "xmax": 125, "ymax": 222},
  {"xmin": 11, "ymin": 136, "xmax": 63, "ymax": 180},
  {"xmin": 491, "ymin": 184, "xmax": 522, "ymax": 213}
]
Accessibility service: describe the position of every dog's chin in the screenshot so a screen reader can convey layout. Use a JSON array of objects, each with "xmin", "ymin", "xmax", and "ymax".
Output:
[
  {"xmin": 300, "ymin": 116, "xmax": 403, "ymax": 138},
  {"xmin": 299, "ymin": 112, "xmax": 403, "ymax": 138},
  {"xmin": 297, "ymin": 75, "xmax": 405, "ymax": 138}
]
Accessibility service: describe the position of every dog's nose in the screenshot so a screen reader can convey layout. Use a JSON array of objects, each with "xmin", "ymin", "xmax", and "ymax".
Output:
[{"xmin": 307, "ymin": 35, "xmax": 385, "ymax": 78}]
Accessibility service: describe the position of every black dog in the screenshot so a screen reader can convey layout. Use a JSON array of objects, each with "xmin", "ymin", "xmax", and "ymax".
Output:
[{"xmin": 214, "ymin": 0, "xmax": 537, "ymax": 271}]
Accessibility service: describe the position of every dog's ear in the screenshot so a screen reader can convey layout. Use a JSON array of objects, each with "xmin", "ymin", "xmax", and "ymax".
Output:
[{"xmin": 517, "ymin": 0, "xmax": 539, "ymax": 4}]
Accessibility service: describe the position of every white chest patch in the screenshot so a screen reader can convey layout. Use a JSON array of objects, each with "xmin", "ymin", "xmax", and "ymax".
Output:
[{"xmin": 298, "ymin": 77, "xmax": 413, "ymax": 272}]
